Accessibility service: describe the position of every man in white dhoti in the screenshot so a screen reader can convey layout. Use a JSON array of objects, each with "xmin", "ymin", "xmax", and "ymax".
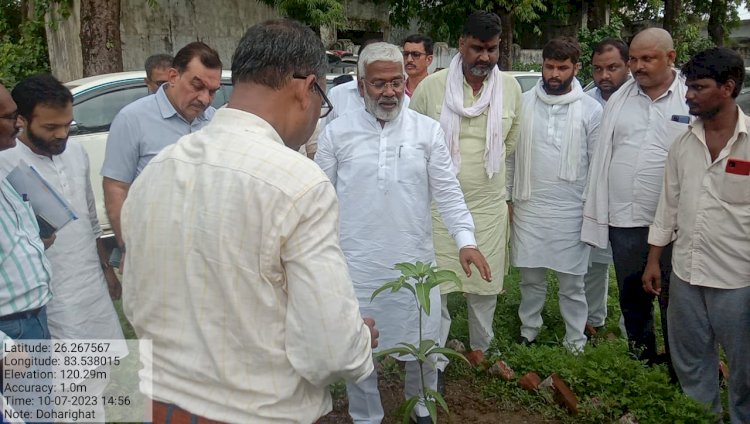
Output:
[
  {"xmin": 508, "ymin": 37, "xmax": 602, "ymax": 352},
  {"xmin": 316, "ymin": 42, "xmax": 491, "ymax": 424}
]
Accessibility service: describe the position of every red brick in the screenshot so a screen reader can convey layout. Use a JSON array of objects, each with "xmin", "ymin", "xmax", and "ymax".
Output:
[
  {"xmin": 518, "ymin": 372, "xmax": 542, "ymax": 391},
  {"xmin": 488, "ymin": 360, "xmax": 515, "ymax": 381},
  {"xmin": 551, "ymin": 373, "xmax": 578, "ymax": 415},
  {"xmin": 464, "ymin": 350, "xmax": 485, "ymax": 367}
]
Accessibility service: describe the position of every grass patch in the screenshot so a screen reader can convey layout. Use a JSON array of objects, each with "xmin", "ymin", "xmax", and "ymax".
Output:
[{"xmin": 442, "ymin": 267, "xmax": 718, "ymax": 423}]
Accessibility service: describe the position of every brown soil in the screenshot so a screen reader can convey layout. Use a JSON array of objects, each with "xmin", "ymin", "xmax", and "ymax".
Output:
[{"xmin": 319, "ymin": 368, "xmax": 560, "ymax": 424}]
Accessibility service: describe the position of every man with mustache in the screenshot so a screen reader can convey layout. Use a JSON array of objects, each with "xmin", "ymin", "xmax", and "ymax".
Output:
[
  {"xmin": 0, "ymin": 83, "xmax": 53, "ymax": 347},
  {"xmin": 584, "ymin": 38, "xmax": 630, "ymax": 337},
  {"xmin": 583, "ymin": 28, "xmax": 689, "ymax": 369},
  {"xmin": 0, "ymin": 74, "xmax": 125, "ymax": 421},
  {"xmin": 316, "ymin": 42, "xmax": 491, "ymax": 424},
  {"xmin": 403, "ymin": 34, "xmax": 434, "ymax": 97},
  {"xmin": 409, "ymin": 10, "xmax": 522, "ymax": 390},
  {"xmin": 102, "ymin": 42, "xmax": 222, "ymax": 271},
  {"xmin": 507, "ymin": 37, "xmax": 602, "ymax": 351},
  {"xmin": 643, "ymin": 47, "xmax": 750, "ymax": 424}
]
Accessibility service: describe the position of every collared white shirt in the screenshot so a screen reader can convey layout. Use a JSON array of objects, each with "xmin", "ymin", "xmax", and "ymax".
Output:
[
  {"xmin": 324, "ymin": 79, "xmax": 410, "ymax": 126},
  {"xmin": 608, "ymin": 73, "xmax": 690, "ymax": 227},
  {"xmin": 316, "ymin": 106, "xmax": 476, "ymax": 351},
  {"xmin": 0, "ymin": 140, "xmax": 123, "ymax": 341},
  {"xmin": 649, "ymin": 107, "xmax": 750, "ymax": 289},
  {"xmin": 122, "ymin": 108, "xmax": 373, "ymax": 423}
]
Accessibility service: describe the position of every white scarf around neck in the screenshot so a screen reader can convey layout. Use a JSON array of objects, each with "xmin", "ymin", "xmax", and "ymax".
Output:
[
  {"xmin": 513, "ymin": 78, "xmax": 585, "ymax": 202},
  {"xmin": 439, "ymin": 54, "xmax": 504, "ymax": 178}
]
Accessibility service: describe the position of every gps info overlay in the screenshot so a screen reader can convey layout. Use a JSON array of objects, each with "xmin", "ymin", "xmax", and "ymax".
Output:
[{"xmin": 2, "ymin": 339, "xmax": 151, "ymax": 423}]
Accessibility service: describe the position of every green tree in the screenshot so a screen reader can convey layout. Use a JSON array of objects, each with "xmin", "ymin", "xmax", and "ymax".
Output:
[
  {"xmin": 0, "ymin": 0, "xmax": 50, "ymax": 86},
  {"xmin": 388, "ymin": 0, "xmax": 546, "ymax": 70},
  {"xmin": 259, "ymin": 0, "xmax": 345, "ymax": 27},
  {"xmin": 577, "ymin": 17, "xmax": 625, "ymax": 84}
]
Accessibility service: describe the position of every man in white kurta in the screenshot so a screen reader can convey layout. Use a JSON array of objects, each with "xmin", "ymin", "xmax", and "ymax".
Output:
[
  {"xmin": 509, "ymin": 38, "xmax": 602, "ymax": 351},
  {"xmin": 316, "ymin": 42, "xmax": 489, "ymax": 424},
  {"xmin": 0, "ymin": 74, "xmax": 125, "ymax": 421}
]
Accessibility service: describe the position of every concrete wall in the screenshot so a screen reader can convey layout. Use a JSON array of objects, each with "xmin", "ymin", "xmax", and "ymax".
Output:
[
  {"xmin": 120, "ymin": 0, "xmax": 278, "ymax": 71},
  {"xmin": 48, "ymin": 0, "xmax": 392, "ymax": 80}
]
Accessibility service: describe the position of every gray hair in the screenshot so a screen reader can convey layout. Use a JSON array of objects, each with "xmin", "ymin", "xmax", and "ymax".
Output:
[
  {"xmin": 231, "ymin": 19, "xmax": 327, "ymax": 89},
  {"xmin": 357, "ymin": 42, "xmax": 404, "ymax": 78},
  {"xmin": 144, "ymin": 54, "xmax": 173, "ymax": 78}
]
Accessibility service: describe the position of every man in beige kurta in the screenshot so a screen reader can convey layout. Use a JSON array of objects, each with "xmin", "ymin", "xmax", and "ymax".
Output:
[{"xmin": 409, "ymin": 11, "xmax": 522, "ymax": 383}]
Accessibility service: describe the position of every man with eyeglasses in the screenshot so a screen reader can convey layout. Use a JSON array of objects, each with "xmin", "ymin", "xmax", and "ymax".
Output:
[
  {"xmin": 144, "ymin": 53, "xmax": 174, "ymax": 94},
  {"xmin": 0, "ymin": 83, "xmax": 54, "ymax": 349},
  {"xmin": 409, "ymin": 11, "xmax": 522, "ymax": 392},
  {"xmin": 102, "ymin": 41, "xmax": 222, "ymax": 272},
  {"xmin": 403, "ymin": 34, "xmax": 434, "ymax": 97},
  {"xmin": 120, "ymin": 19, "xmax": 377, "ymax": 423},
  {"xmin": 317, "ymin": 42, "xmax": 491, "ymax": 424},
  {"xmin": 323, "ymin": 39, "xmax": 411, "ymax": 126}
]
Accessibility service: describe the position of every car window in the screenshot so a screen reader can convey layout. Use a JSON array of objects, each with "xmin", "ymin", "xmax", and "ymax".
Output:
[
  {"xmin": 73, "ymin": 85, "xmax": 149, "ymax": 135},
  {"xmin": 515, "ymin": 76, "xmax": 540, "ymax": 93},
  {"xmin": 211, "ymin": 83, "xmax": 234, "ymax": 108}
]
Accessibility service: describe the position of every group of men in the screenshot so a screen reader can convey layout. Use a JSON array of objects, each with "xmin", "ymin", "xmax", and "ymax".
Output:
[{"xmin": 0, "ymin": 8, "xmax": 747, "ymax": 424}]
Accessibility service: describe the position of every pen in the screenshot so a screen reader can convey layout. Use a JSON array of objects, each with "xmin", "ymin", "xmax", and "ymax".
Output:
[{"xmin": 398, "ymin": 145, "xmax": 403, "ymax": 158}]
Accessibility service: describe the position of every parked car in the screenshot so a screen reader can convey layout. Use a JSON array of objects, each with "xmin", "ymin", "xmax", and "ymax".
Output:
[
  {"xmin": 736, "ymin": 68, "xmax": 750, "ymax": 114},
  {"xmin": 65, "ymin": 70, "xmax": 234, "ymax": 237},
  {"xmin": 507, "ymin": 71, "xmax": 541, "ymax": 92},
  {"xmin": 66, "ymin": 70, "xmax": 353, "ymax": 237}
]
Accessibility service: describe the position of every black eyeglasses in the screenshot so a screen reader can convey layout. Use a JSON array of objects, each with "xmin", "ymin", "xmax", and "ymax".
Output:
[
  {"xmin": 0, "ymin": 110, "xmax": 18, "ymax": 121},
  {"xmin": 293, "ymin": 75, "xmax": 333, "ymax": 119},
  {"xmin": 403, "ymin": 51, "xmax": 426, "ymax": 59}
]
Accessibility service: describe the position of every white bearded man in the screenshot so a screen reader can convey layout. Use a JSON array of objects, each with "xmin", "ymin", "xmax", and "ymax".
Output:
[
  {"xmin": 507, "ymin": 37, "xmax": 602, "ymax": 352},
  {"xmin": 315, "ymin": 42, "xmax": 492, "ymax": 424}
]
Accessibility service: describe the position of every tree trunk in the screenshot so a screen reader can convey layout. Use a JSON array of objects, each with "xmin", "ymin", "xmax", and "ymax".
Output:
[
  {"xmin": 79, "ymin": 0, "xmax": 122, "ymax": 76},
  {"xmin": 498, "ymin": 8, "xmax": 513, "ymax": 71},
  {"xmin": 707, "ymin": 0, "xmax": 727, "ymax": 46},
  {"xmin": 663, "ymin": 0, "xmax": 681, "ymax": 35}
]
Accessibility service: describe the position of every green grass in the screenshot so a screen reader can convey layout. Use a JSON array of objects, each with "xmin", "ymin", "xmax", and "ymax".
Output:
[{"xmin": 441, "ymin": 266, "xmax": 719, "ymax": 424}]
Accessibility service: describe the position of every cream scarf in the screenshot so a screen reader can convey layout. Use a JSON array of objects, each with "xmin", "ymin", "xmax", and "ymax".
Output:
[
  {"xmin": 513, "ymin": 78, "xmax": 585, "ymax": 201},
  {"xmin": 439, "ymin": 54, "xmax": 504, "ymax": 178}
]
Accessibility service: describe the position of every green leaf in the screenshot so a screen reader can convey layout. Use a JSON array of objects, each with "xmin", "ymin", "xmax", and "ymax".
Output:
[
  {"xmin": 425, "ymin": 397, "xmax": 438, "ymax": 423},
  {"xmin": 398, "ymin": 397, "xmax": 420, "ymax": 424},
  {"xmin": 419, "ymin": 339, "xmax": 437, "ymax": 353},
  {"xmin": 395, "ymin": 262, "xmax": 420, "ymax": 278},
  {"xmin": 426, "ymin": 347, "xmax": 471, "ymax": 365},
  {"xmin": 425, "ymin": 389, "xmax": 450, "ymax": 414},
  {"xmin": 415, "ymin": 283, "xmax": 431, "ymax": 315},
  {"xmin": 373, "ymin": 347, "xmax": 413, "ymax": 359},
  {"xmin": 370, "ymin": 279, "xmax": 400, "ymax": 302}
]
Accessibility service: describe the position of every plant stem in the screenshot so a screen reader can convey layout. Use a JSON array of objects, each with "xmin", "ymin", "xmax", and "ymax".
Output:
[{"xmin": 416, "ymin": 277, "xmax": 427, "ymax": 417}]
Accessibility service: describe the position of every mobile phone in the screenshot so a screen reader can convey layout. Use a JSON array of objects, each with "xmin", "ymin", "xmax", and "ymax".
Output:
[
  {"xmin": 671, "ymin": 115, "xmax": 690, "ymax": 124},
  {"xmin": 726, "ymin": 157, "xmax": 750, "ymax": 176}
]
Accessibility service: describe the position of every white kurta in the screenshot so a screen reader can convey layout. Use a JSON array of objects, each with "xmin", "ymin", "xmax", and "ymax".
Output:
[
  {"xmin": 0, "ymin": 140, "xmax": 124, "ymax": 341},
  {"xmin": 511, "ymin": 92, "xmax": 602, "ymax": 275},
  {"xmin": 316, "ymin": 107, "xmax": 476, "ymax": 352}
]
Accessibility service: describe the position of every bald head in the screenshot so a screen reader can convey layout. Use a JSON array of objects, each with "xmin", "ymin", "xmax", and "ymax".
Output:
[
  {"xmin": 630, "ymin": 28, "xmax": 674, "ymax": 53},
  {"xmin": 0, "ymin": 84, "xmax": 20, "ymax": 151},
  {"xmin": 628, "ymin": 28, "xmax": 677, "ymax": 96}
]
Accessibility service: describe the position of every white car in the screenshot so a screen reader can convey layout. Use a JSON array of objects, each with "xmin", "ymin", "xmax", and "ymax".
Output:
[
  {"xmin": 507, "ymin": 71, "xmax": 542, "ymax": 92},
  {"xmin": 65, "ymin": 70, "xmax": 234, "ymax": 238}
]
